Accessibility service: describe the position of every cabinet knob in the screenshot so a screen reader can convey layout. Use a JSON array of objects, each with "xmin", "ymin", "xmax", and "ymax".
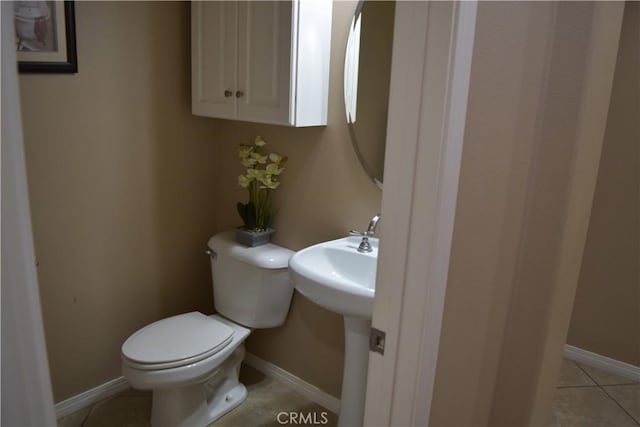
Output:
[
  {"xmin": 235, "ymin": 91, "xmax": 244, "ymax": 98},
  {"xmin": 224, "ymin": 90, "xmax": 233, "ymax": 98}
]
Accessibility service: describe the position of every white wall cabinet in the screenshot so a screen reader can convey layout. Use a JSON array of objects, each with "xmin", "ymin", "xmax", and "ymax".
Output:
[{"xmin": 192, "ymin": 1, "xmax": 332, "ymax": 127}]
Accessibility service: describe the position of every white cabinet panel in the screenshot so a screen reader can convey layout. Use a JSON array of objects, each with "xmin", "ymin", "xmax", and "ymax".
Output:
[
  {"xmin": 237, "ymin": 1, "xmax": 291, "ymax": 124},
  {"xmin": 192, "ymin": 2, "xmax": 237, "ymax": 119},
  {"xmin": 192, "ymin": 0, "xmax": 332, "ymax": 127}
]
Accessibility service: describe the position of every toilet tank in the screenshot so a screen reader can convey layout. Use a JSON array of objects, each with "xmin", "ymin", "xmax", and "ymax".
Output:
[{"xmin": 207, "ymin": 231, "xmax": 295, "ymax": 328}]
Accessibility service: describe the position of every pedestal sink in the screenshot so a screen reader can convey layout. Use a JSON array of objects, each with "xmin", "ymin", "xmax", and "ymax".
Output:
[{"xmin": 289, "ymin": 236, "xmax": 378, "ymax": 427}]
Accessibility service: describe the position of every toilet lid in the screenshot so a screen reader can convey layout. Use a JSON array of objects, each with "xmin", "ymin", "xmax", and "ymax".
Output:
[{"xmin": 122, "ymin": 312, "xmax": 233, "ymax": 367}]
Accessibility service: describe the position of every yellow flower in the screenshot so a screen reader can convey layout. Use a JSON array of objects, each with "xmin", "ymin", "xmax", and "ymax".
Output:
[
  {"xmin": 257, "ymin": 173, "xmax": 272, "ymax": 185},
  {"xmin": 258, "ymin": 174, "xmax": 280, "ymax": 189},
  {"xmin": 238, "ymin": 174, "xmax": 252, "ymax": 188},
  {"xmin": 236, "ymin": 136, "xmax": 287, "ymax": 230},
  {"xmin": 268, "ymin": 153, "xmax": 282, "ymax": 163},
  {"xmin": 238, "ymin": 145, "xmax": 253, "ymax": 158},
  {"xmin": 254, "ymin": 136, "xmax": 266, "ymax": 147},
  {"xmin": 251, "ymin": 152, "xmax": 268, "ymax": 164},
  {"xmin": 241, "ymin": 157, "xmax": 257, "ymax": 167},
  {"xmin": 246, "ymin": 168, "xmax": 265, "ymax": 179},
  {"xmin": 265, "ymin": 163, "xmax": 284, "ymax": 175},
  {"xmin": 264, "ymin": 180, "xmax": 281, "ymax": 190}
]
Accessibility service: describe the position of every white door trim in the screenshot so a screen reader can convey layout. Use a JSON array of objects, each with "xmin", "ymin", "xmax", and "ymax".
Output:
[
  {"xmin": 1, "ymin": 2, "xmax": 57, "ymax": 425},
  {"xmin": 364, "ymin": 2, "xmax": 477, "ymax": 425}
]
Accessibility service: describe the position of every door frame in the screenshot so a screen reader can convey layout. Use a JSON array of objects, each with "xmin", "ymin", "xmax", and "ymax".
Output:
[
  {"xmin": 1, "ymin": 2, "xmax": 57, "ymax": 425},
  {"xmin": 364, "ymin": 2, "xmax": 478, "ymax": 425},
  {"xmin": 365, "ymin": 1, "xmax": 625, "ymax": 426}
]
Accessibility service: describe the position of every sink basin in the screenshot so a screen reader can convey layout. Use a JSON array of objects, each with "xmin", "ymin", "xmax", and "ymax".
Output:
[
  {"xmin": 289, "ymin": 235, "xmax": 379, "ymax": 427},
  {"xmin": 289, "ymin": 236, "xmax": 377, "ymax": 319}
]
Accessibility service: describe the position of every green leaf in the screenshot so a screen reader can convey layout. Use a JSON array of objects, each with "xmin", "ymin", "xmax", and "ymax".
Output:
[
  {"xmin": 237, "ymin": 202, "xmax": 248, "ymax": 225},
  {"xmin": 246, "ymin": 201, "xmax": 257, "ymax": 229},
  {"xmin": 263, "ymin": 210, "xmax": 273, "ymax": 229}
]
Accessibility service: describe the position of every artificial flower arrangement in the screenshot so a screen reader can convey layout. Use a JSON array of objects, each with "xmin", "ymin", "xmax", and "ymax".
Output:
[{"xmin": 236, "ymin": 136, "xmax": 287, "ymax": 241}]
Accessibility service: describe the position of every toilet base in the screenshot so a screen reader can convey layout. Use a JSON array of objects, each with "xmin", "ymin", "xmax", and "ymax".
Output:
[{"xmin": 150, "ymin": 345, "xmax": 247, "ymax": 427}]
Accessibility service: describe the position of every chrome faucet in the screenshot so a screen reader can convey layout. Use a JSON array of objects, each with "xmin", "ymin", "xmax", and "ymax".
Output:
[
  {"xmin": 349, "ymin": 213, "xmax": 381, "ymax": 253},
  {"xmin": 366, "ymin": 214, "xmax": 381, "ymax": 235}
]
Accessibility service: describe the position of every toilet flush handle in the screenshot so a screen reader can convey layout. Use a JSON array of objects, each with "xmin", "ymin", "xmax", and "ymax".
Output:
[{"xmin": 204, "ymin": 247, "xmax": 217, "ymax": 259}]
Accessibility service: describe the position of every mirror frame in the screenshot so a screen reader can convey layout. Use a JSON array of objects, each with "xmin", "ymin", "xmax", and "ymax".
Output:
[{"xmin": 343, "ymin": 0, "xmax": 386, "ymax": 190}]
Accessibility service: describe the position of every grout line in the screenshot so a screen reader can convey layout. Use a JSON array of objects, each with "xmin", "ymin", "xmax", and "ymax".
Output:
[
  {"xmin": 79, "ymin": 403, "xmax": 94, "ymax": 427},
  {"xmin": 575, "ymin": 362, "xmax": 640, "ymax": 426},
  {"xmin": 570, "ymin": 360, "xmax": 598, "ymax": 387},
  {"xmin": 575, "ymin": 361, "xmax": 639, "ymax": 386},
  {"xmin": 556, "ymin": 359, "xmax": 597, "ymax": 388},
  {"xmin": 556, "ymin": 385, "xmax": 600, "ymax": 389},
  {"xmin": 600, "ymin": 383, "xmax": 640, "ymax": 388},
  {"xmin": 575, "ymin": 362, "xmax": 604, "ymax": 387},
  {"xmin": 66, "ymin": 388, "xmax": 130, "ymax": 426},
  {"xmin": 598, "ymin": 385, "xmax": 640, "ymax": 426}
]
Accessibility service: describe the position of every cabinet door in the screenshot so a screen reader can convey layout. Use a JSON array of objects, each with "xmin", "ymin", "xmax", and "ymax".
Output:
[
  {"xmin": 192, "ymin": 2, "xmax": 237, "ymax": 119},
  {"xmin": 237, "ymin": 1, "xmax": 293, "ymax": 125}
]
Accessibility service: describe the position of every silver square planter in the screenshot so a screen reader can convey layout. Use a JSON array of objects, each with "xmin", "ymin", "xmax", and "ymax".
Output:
[{"xmin": 235, "ymin": 227, "xmax": 275, "ymax": 247}]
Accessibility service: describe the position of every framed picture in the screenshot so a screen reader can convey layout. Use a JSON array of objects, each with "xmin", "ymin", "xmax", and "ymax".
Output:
[{"xmin": 15, "ymin": 1, "xmax": 77, "ymax": 73}]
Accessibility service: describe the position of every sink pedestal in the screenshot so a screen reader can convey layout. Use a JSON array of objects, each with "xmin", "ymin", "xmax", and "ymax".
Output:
[
  {"xmin": 339, "ymin": 316, "xmax": 371, "ymax": 427},
  {"xmin": 288, "ymin": 236, "xmax": 378, "ymax": 426}
]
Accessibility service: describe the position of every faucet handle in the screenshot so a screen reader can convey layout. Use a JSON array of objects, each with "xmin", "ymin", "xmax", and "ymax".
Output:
[
  {"xmin": 367, "ymin": 214, "xmax": 381, "ymax": 234},
  {"xmin": 350, "ymin": 214, "xmax": 381, "ymax": 239}
]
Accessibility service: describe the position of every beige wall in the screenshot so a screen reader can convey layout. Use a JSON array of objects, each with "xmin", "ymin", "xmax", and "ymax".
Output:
[
  {"xmin": 210, "ymin": 1, "xmax": 381, "ymax": 398},
  {"xmin": 567, "ymin": 2, "xmax": 640, "ymax": 366},
  {"xmin": 20, "ymin": 1, "xmax": 380, "ymax": 402},
  {"xmin": 20, "ymin": 2, "xmax": 220, "ymax": 401}
]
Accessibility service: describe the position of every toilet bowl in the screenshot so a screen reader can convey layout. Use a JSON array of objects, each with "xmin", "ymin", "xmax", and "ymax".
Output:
[{"xmin": 121, "ymin": 231, "xmax": 294, "ymax": 427}]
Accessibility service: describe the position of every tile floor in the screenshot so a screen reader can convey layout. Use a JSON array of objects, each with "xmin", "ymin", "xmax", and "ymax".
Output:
[
  {"xmin": 57, "ymin": 359, "xmax": 639, "ymax": 427},
  {"xmin": 551, "ymin": 358, "xmax": 640, "ymax": 427},
  {"xmin": 57, "ymin": 364, "xmax": 337, "ymax": 427}
]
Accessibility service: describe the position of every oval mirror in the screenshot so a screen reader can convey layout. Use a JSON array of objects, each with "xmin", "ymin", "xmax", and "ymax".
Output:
[{"xmin": 344, "ymin": 0, "xmax": 395, "ymax": 189}]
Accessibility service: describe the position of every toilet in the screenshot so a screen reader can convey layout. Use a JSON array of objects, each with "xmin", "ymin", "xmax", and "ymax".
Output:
[{"xmin": 121, "ymin": 231, "xmax": 294, "ymax": 427}]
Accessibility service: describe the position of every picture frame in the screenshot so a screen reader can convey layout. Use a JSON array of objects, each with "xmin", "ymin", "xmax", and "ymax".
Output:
[{"xmin": 15, "ymin": 1, "xmax": 78, "ymax": 73}]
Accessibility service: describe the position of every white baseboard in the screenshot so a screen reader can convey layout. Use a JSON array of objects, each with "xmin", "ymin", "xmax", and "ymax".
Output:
[
  {"xmin": 564, "ymin": 345, "xmax": 640, "ymax": 382},
  {"xmin": 244, "ymin": 352, "xmax": 341, "ymax": 414},
  {"xmin": 55, "ymin": 376, "xmax": 130, "ymax": 418},
  {"xmin": 55, "ymin": 355, "xmax": 341, "ymax": 419}
]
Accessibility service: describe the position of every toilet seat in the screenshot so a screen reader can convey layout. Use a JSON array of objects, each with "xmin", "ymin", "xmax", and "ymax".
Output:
[{"xmin": 122, "ymin": 312, "xmax": 233, "ymax": 370}]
